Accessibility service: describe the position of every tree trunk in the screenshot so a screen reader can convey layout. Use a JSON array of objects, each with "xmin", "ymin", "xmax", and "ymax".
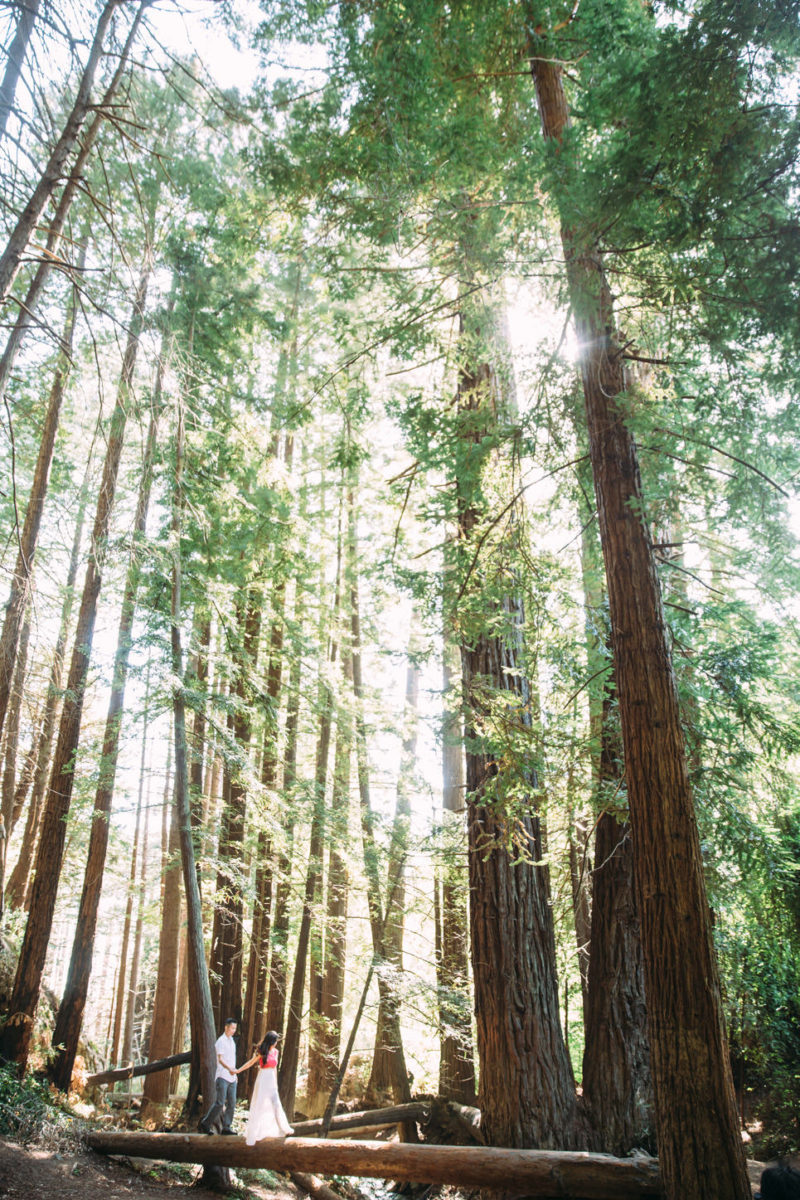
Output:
[
  {"xmin": 528, "ymin": 40, "xmax": 749, "ymax": 1198},
  {"xmin": 0, "ymin": 253, "xmax": 83, "ymax": 744},
  {"xmin": 454, "ymin": 298, "xmax": 578, "ymax": 1148},
  {"xmin": 208, "ymin": 590, "xmax": 260, "ymax": 1031},
  {"xmin": 347, "ymin": 483, "xmax": 414, "ymax": 1133},
  {"xmin": 124, "ymin": 771, "xmax": 153, "ymax": 1068},
  {"xmin": 48, "ymin": 365, "xmax": 165, "ymax": 1091},
  {"xmin": 0, "ymin": 0, "xmax": 146, "ymax": 306},
  {"xmin": 170, "ymin": 392, "xmax": 217, "ymax": 1120},
  {"xmin": 0, "ymin": 259, "xmax": 149, "ymax": 1072},
  {"xmin": 141, "ymin": 790, "xmax": 183, "ymax": 1110},
  {"xmin": 0, "ymin": 4, "xmax": 146, "ymax": 404},
  {"xmin": 367, "ymin": 624, "xmax": 418, "ymax": 1101},
  {"xmin": 5, "ymin": 458, "xmax": 91, "ymax": 912},
  {"xmin": 437, "ymin": 628, "xmax": 476, "ymax": 1104},
  {"xmin": 264, "ymin": 585, "xmax": 302, "ymax": 1039},
  {"xmin": 86, "ymin": 1131, "xmax": 664, "ymax": 1196},
  {"xmin": 0, "ymin": 0, "xmax": 43, "ymax": 141},
  {"xmin": 0, "ymin": 609, "xmax": 31, "ymax": 847}
]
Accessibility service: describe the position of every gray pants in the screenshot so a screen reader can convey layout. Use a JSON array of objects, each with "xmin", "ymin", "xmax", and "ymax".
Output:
[{"xmin": 202, "ymin": 1076, "xmax": 237, "ymax": 1132}]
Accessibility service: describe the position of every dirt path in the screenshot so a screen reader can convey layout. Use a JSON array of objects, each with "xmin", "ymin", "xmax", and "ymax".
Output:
[{"xmin": 0, "ymin": 1136, "xmax": 300, "ymax": 1199}]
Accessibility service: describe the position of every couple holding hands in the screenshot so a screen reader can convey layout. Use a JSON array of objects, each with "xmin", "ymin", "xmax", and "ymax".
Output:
[{"xmin": 199, "ymin": 1018, "xmax": 294, "ymax": 1145}]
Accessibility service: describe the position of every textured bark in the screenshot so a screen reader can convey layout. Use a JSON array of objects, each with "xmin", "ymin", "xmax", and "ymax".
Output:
[
  {"xmin": 0, "ymin": 0, "xmax": 124, "ymax": 305},
  {"xmin": 0, "ymin": 610, "xmax": 31, "ymax": 844},
  {"xmin": 5, "ymin": 464, "xmax": 91, "ymax": 913},
  {"xmin": 123, "ymin": 777, "xmax": 153, "ymax": 1067},
  {"xmin": 367, "ymin": 629, "xmax": 417, "ymax": 1101},
  {"xmin": 86, "ymin": 1132, "xmax": 664, "ymax": 1195},
  {"xmin": 455, "ymin": 311, "xmax": 578, "ymax": 1149},
  {"xmin": 437, "ymin": 624, "xmax": 476, "ymax": 1104},
  {"xmin": 208, "ymin": 591, "xmax": 260, "ymax": 1032},
  {"xmin": 49, "ymin": 376, "xmax": 164, "ymax": 1091},
  {"xmin": 529, "ymin": 41, "xmax": 749, "ymax": 1199},
  {"xmin": 141, "ymin": 795, "xmax": 182, "ymax": 1109},
  {"xmin": 0, "ymin": 259, "xmax": 83, "ymax": 744},
  {"xmin": 0, "ymin": 262, "xmax": 149, "ymax": 1072},
  {"xmin": 0, "ymin": 0, "xmax": 43, "ymax": 140}
]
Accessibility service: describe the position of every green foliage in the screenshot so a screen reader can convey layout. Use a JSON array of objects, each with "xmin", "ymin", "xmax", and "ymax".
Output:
[{"xmin": 0, "ymin": 1066, "xmax": 78, "ymax": 1146}]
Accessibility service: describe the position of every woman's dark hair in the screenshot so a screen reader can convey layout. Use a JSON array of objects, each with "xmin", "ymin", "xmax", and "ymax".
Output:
[
  {"xmin": 758, "ymin": 1165, "xmax": 800, "ymax": 1200},
  {"xmin": 257, "ymin": 1030, "xmax": 279, "ymax": 1059}
]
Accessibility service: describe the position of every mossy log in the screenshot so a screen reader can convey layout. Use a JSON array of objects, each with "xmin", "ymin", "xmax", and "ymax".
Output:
[{"xmin": 86, "ymin": 1131, "xmax": 664, "ymax": 1197}]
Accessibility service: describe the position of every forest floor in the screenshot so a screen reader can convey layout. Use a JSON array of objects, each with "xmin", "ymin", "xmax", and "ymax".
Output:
[{"xmin": 0, "ymin": 1135, "xmax": 302, "ymax": 1200}]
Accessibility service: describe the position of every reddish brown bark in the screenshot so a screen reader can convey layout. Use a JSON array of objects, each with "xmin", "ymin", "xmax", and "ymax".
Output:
[
  {"xmin": 0, "ymin": 262, "xmax": 149, "ymax": 1072},
  {"xmin": 142, "ymin": 796, "xmax": 183, "ymax": 1109},
  {"xmin": 529, "ymin": 40, "xmax": 749, "ymax": 1198}
]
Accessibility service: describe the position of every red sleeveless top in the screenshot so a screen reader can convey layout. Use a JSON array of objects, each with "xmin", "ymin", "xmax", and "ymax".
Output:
[{"xmin": 259, "ymin": 1048, "xmax": 278, "ymax": 1069}]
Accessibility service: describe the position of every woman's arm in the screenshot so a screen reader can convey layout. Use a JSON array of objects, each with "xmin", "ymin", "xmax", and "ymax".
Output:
[{"xmin": 236, "ymin": 1054, "xmax": 258, "ymax": 1074}]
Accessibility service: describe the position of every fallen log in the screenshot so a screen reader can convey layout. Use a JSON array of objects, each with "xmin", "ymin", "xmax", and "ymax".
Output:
[
  {"xmin": 290, "ymin": 1171, "xmax": 347, "ymax": 1200},
  {"xmin": 292, "ymin": 1102, "xmax": 428, "ymax": 1137},
  {"xmin": 85, "ymin": 1052, "xmax": 191, "ymax": 1087},
  {"xmin": 86, "ymin": 1131, "xmax": 664, "ymax": 1197}
]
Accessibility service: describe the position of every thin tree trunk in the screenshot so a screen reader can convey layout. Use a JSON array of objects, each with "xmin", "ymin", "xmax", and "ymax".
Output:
[
  {"xmin": 124, "ymin": 770, "xmax": 154, "ymax": 1068},
  {"xmin": 169, "ymin": 928, "xmax": 189, "ymax": 1093},
  {"xmin": 170, "ymin": 391, "xmax": 217, "ymax": 1125},
  {"xmin": 367, "ymin": 623, "xmax": 418, "ymax": 1101},
  {"xmin": 0, "ymin": 609, "xmax": 31, "ymax": 840},
  {"xmin": 141, "ymin": 788, "xmax": 182, "ymax": 1110},
  {"xmin": 0, "ymin": 0, "xmax": 43, "ymax": 141},
  {"xmin": 0, "ymin": 259, "xmax": 150, "ymax": 1072},
  {"xmin": 529, "ymin": 39, "xmax": 749, "ymax": 1198},
  {"xmin": 0, "ymin": 4, "xmax": 147, "ymax": 405},
  {"xmin": 347, "ymin": 481, "xmax": 414, "ymax": 1132},
  {"xmin": 5, "ymin": 458, "xmax": 92, "ymax": 912},
  {"xmin": 437, "ymin": 628, "xmax": 475, "ymax": 1104},
  {"xmin": 0, "ymin": 250, "xmax": 83, "ymax": 743},
  {"xmin": 49, "ymin": 358, "xmax": 165, "ymax": 1091},
  {"xmin": 110, "ymin": 658, "xmax": 150, "ymax": 1068},
  {"xmin": 264, "ymin": 586, "xmax": 302, "ymax": 1038},
  {"xmin": 0, "ymin": 0, "xmax": 137, "ymax": 305}
]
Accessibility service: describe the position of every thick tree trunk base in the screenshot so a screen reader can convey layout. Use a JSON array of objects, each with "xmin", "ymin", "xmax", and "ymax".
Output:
[{"xmin": 87, "ymin": 1132, "xmax": 664, "ymax": 1196}]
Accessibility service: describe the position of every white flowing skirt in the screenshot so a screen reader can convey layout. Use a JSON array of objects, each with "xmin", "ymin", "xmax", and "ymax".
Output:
[{"xmin": 245, "ymin": 1067, "xmax": 293, "ymax": 1145}]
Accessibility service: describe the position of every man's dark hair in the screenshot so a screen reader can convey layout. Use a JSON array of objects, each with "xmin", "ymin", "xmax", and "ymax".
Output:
[
  {"xmin": 758, "ymin": 1165, "xmax": 800, "ymax": 1200},
  {"xmin": 223, "ymin": 1017, "xmax": 238, "ymax": 1027}
]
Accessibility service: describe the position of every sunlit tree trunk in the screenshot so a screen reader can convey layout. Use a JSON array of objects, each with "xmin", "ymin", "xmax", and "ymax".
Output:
[
  {"xmin": 141, "ymin": 791, "xmax": 182, "ymax": 1110},
  {"xmin": 0, "ymin": 258, "xmax": 150, "ymax": 1072},
  {"xmin": 529, "ymin": 40, "xmax": 749, "ymax": 1197},
  {"xmin": 0, "ymin": 0, "xmax": 43, "ymax": 141},
  {"xmin": 49, "ymin": 359, "xmax": 165, "ymax": 1091}
]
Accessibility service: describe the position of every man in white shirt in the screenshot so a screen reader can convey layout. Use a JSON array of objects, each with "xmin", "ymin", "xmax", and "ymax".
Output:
[{"xmin": 198, "ymin": 1018, "xmax": 239, "ymax": 1135}]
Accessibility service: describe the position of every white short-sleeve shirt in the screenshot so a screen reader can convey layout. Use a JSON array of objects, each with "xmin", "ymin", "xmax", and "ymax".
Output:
[{"xmin": 214, "ymin": 1033, "xmax": 237, "ymax": 1083}]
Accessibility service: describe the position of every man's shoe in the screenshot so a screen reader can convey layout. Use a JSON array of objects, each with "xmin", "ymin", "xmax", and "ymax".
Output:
[
  {"xmin": 198, "ymin": 1120, "xmax": 213, "ymax": 1135},
  {"xmin": 220, "ymin": 1128, "xmax": 236, "ymax": 1136}
]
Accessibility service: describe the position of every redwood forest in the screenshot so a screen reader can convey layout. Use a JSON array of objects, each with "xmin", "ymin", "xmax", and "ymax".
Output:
[{"xmin": 0, "ymin": 1, "xmax": 798, "ymax": 1199}]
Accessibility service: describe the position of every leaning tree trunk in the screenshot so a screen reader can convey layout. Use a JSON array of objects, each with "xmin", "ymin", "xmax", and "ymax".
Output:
[
  {"xmin": 0, "ymin": 5, "xmax": 147, "ymax": 404},
  {"xmin": 0, "ymin": 0, "xmax": 43, "ymax": 141},
  {"xmin": 529, "ymin": 38, "xmax": 749, "ymax": 1200},
  {"xmin": 4, "ymin": 452, "xmax": 92, "ymax": 912},
  {"xmin": 0, "ymin": 610, "xmax": 31, "ymax": 842},
  {"xmin": 0, "ymin": 259, "xmax": 150, "ymax": 1072},
  {"xmin": 0, "ymin": 0, "xmax": 130, "ymax": 305},
  {"xmin": 49, "ymin": 370, "xmax": 165, "ymax": 1091},
  {"xmin": 0, "ymin": 253, "xmax": 83, "ymax": 743}
]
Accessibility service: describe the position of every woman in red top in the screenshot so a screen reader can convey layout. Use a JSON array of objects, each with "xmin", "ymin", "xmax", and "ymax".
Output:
[{"xmin": 238, "ymin": 1030, "xmax": 294, "ymax": 1145}]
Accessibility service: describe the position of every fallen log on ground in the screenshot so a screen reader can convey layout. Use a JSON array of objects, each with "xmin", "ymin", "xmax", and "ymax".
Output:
[
  {"xmin": 292, "ymin": 1102, "xmax": 428, "ymax": 1137},
  {"xmin": 86, "ymin": 1131, "xmax": 664, "ymax": 1197},
  {"xmin": 85, "ymin": 1052, "xmax": 191, "ymax": 1087}
]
